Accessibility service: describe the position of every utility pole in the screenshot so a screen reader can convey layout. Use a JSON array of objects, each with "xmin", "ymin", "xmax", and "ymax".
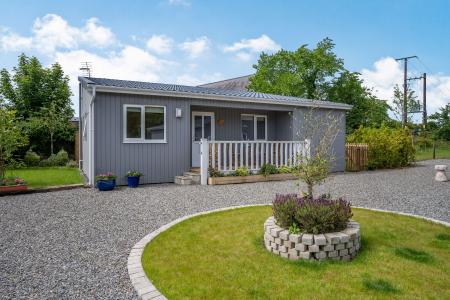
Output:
[
  {"xmin": 423, "ymin": 73, "xmax": 427, "ymax": 127},
  {"xmin": 395, "ymin": 56, "xmax": 417, "ymax": 127},
  {"xmin": 407, "ymin": 72, "xmax": 427, "ymax": 128}
]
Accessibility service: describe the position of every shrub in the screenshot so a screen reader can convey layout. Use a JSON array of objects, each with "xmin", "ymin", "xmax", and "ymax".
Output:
[
  {"xmin": 272, "ymin": 194, "xmax": 353, "ymax": 234},
  {"xmin": 260, "ymin": 164, "xmax": 278, "ymax": 176},
  {"xmin": 208, "ymin": 167, "xmax": 224, "ymax": 177},
  {"xmin": 273, "ymin": 194, "xmax": 299, "ymax": 228},
  {"xmin": 24, "ymin": 150, "xmax": 40, "ymax": 167},
  {"xmin": 40, "ymin": 149, "xmax": 69, "ymax": 167},
  {"xmin": 66, "ymin": 160, "xmax": 78, "ymax": 168},
  {"xmin": 277, "ymin": 165, "xmax": 292, "ymax": 174},
  {"xmin": 347, "ymin": 126, "xmax": 415, "ymax": 169},
  {"xmin": 234, "ymin": 166, "xmax": 250, "ymax": 177},
  {"xmin": 55, "ymin": 149, "xmax": 69, "ymax": 166}
]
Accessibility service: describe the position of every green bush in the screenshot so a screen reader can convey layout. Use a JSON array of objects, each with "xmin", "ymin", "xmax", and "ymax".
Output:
[
  {"xmin": 260, "ymin": 164, "xmax": 278, "ymax": 176},
  {"xmin": 39, "ymin": 149, "xmax": 69, "ymax": 167},
  {"xmin": 277, "ymin": 165, "xmax": 292, "ymax": 174},
  {"xmin": 234, "ymin": 166, "xmax": 250, "ymax": 177},
  {"xmin": 24, "ymin": 150, "xmax": 40, "ymax": 167},
  {"xmin": 66, "ymin": 160, "xmax": 78, "ymax": 168},
  {"xmin": 208, "ymin": 167, "xmax": 224, "ymax": 177},
  {"xmin": 347, "ymin": 126, "xmax": 415, "ymax": 169}
]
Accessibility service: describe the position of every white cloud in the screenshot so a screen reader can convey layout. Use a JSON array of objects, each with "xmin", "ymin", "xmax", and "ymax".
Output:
[
  {"xmin": 0, "ymin": 14, "xmax": 116, "ymax": 53},
  {"xmin": 168, "ymin": 0, "xmax": 191, "ymax": 7},
  {"xmin": 179, "ymin": 36, "xmax": 210, "ymax": 58},
  {"xmin": 0, "ymin": 29, "xmax": 33, "ymax": 51},
  {"xmin": 224, "ymin": 34, "xmax": 281, "ymax": 53},
  {"xmin": 361, "ymin": 56, "xmax": 450, "ymax": 115},
  {"xmin": 146, "ymin": 34, "xmax": 173, "ymax": 54},
  {"xmin": 223, "ymin": 34, "xmax": 280, "ymax": 61}
]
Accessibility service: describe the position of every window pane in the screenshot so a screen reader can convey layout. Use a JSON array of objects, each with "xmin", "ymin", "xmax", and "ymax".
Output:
[
  {"xmin": 256, "ymin": 116, "xmax": 266, "ymax": 140},
  {"xmin": 204, "ymin": 116, "xmax": 212, "ymax": 140},
  {"xmin": 145, "ymin": 107, "xmax": 164, "ymax": 140},
  {"xmin": 126, "ymin": 107, "xmax": 141, "ymax": 138},
  {"xmin": 194, "ymin": 115, "xmax": 202, "ymax": 141},
  {"xmin": 242, "ymin": 115, "xmax": 254, "ymax": 141}
]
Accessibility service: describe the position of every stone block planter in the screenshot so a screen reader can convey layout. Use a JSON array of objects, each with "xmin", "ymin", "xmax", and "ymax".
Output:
[
  {"xmin": 208, "ymin": 173, "xmax": 296, "ymax": 185},
  {"xmin": 263, "ymin": 216, "xmax": 361, "ymax": 261}
]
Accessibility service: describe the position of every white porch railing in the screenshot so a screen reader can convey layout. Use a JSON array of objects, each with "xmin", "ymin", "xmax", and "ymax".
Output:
[{"xmin": 200, "ymin": 139, "xmax": 310, "ymax": 185}]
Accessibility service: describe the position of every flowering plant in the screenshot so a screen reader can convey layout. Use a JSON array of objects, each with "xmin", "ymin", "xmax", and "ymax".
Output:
[
  {"xmin": 0, "ymin": 177, "xmax": 26, "ymax": 186},
  {"xmin": 126, "ymin": 170, "xmax": 143, "ymax": 177},
  {"xmin": 95, "ymin": 172, "xmax": 117, "ymax": 181}
]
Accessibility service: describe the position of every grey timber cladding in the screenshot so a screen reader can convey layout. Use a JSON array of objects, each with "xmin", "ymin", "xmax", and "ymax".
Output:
[{"xmin": 94, "ymin": 91, "xmax": 302, "ymax": 185}]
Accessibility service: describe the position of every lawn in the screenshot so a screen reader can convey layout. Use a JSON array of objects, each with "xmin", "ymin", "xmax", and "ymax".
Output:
[
  {"xmin": 415, "ymin": 140, "xmax": 450, "ymax": 161},
  {"xmin": 143, "ymin": 206, "xmax": 450, "ymax": 300},
  {"xmin": 6, "ymin": 167, "xmax": 84, "ymax": 188}
]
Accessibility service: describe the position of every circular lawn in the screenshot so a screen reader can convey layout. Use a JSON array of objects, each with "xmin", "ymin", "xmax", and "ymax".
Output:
[{"xmin": 142, "ymin": 206, "xmax": 450, "ymax": 299}]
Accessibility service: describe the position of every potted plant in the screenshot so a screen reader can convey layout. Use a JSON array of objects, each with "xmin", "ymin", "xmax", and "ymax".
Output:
[
  {"xmin": 95, "ymin": 172, "xmax": 117, "ymax": 191},
  {"xmin": 126, "ymin": 170, "xmax": 143, "ymax": 188},
  {"xmin": 0, "ymin": 177, "xmax": 27, "ymax": 193}
]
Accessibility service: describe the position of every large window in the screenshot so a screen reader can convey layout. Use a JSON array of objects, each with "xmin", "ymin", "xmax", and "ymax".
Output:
[
  {"xmin": 241, "ymin": 114, "xmax": 267, "ymax": 141},
  {"xmin": 123, "ymin": 105, "xmax": 166, "ymax": 143}
]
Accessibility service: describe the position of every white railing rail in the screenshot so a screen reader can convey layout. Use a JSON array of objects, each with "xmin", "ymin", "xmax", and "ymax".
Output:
[{"xmin": 200, "ymin": 139, "xmax": 310, "ymax": 185}]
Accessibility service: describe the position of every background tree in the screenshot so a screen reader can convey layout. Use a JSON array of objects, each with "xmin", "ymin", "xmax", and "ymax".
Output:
[
  {"xmin": 0, "ymin": 54, "xmax": 75, "ymax": 156},
  {"xmin": 0, "ymin": 103, "xmax": 28, "ymax": 179},
  {"xmin": 248, "ymin": 38, "xmax": 390, "ymax": 133},
  {"xmin": 428, "ymin": 105, "xmax": 450, "ymax": 141},
  {"xmin": 390, "ymin": 84, "xmax": 421, "ymax": 123}
]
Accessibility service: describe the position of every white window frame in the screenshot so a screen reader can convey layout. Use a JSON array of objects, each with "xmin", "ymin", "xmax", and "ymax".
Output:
[
  {"xmin": 241, "ymin": 114, "xmax": 268, "ymax": 141},
  {"xmin": 123, "ymin": 104, "xmax": 167, "ymax": 143}
]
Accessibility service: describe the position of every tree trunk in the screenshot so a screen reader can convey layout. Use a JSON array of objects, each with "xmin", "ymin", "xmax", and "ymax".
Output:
[
  {"xmin": 50, "ymin": 132, "xmax": 54, "ymax": 155},
  {"xmin": 307, "ymin": 183, "xmax": 313, "ymax": 199}
]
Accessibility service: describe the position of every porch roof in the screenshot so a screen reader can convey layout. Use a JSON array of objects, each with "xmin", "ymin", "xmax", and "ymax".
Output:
[{"xmin": 79, "ymin": 77, "xmax": 352, "ymax": 111}]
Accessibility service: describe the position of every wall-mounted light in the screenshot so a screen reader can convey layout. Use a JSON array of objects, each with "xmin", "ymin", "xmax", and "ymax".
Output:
[{"xmin": 175, "ymin": 108, "xmax": 182, "ymax": 118}]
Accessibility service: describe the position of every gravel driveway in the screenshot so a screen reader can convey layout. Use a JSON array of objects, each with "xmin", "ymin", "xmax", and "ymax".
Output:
[{"xmin": 1, "ymin": 159, "xmax": 449, "ymax": 299}]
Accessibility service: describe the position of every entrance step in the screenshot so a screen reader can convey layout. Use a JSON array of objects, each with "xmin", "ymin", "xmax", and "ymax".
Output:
[
  {"xmin": 174, "ymin": 176, "xmax": 192, "ymax": 185},
  {"xmin": 190, "ymin": 167, "xmax": 200, "ymax": 174},
  {"xmin": 184, "ymin": 172, "xmax": 201, "ymax": 184}
]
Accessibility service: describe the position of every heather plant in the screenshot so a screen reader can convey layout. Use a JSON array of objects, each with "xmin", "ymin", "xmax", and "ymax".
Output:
[
  {"xmin": 272, "ymin": 194, "xmax": 353, "ymax": 234},
  {"xmin": 272, "ymin": 194, "xmax": 299, "ymax": 228},
  {"xmin": 234, "ymin": 166, "xmax": 250, "ymax": 177}
]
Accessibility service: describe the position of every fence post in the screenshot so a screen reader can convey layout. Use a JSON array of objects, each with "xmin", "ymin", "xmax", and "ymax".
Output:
[{"xmin": 200, "ymin": 138, "xmax": 209, "ymax": 185}]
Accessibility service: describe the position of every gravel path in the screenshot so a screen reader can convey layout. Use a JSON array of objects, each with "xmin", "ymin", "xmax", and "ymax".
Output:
[{"xmin": 1, "ymin": 159, "xmax": 449, "ymax": 299}]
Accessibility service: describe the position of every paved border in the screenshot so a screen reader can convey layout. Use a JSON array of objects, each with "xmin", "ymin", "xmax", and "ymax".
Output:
[{"xmin": 127, "ymin": 205, "xmax": 450, "ymax": 300}]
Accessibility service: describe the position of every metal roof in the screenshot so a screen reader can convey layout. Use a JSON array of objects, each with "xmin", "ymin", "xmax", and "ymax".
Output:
[
  {"xmin": 198, "ymin": 75, "xmax": 251, "ymax": 91},
  {"xmin": 79, "ymin": 77, "xmax": 352, "ymax": 110}
]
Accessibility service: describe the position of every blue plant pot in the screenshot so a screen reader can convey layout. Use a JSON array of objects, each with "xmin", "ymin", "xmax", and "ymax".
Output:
[
  {"xmin": 96, "ymin": 179, "xmax": 116, "ymax": 191},
  {"xmin": 127, "ymin": 176, "xmax": 140, "ymax": 188}
]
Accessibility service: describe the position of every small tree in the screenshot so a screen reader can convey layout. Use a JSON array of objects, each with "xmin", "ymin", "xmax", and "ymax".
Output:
[
  {"xmin": 391, "ymin": 84, "xmax": 421, "ymax": 124},
  {"xmin": 0, "ymin": 107, "xmax": 28, "ymax": 179},
  {"xmin": 292, "ymin": 107, "xmax": 342, "ymax": 198}
]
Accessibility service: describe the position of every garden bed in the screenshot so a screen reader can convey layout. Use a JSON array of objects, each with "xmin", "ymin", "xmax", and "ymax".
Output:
[
  {"xmin": 208, "ymin": 173, "xmax": 296, "ymax": 185},
  {"xmin": 142, "ymin": 206, "xmax": 450, "ymax": 299},
  {"xmin": 264, "ymin": 216, "xmax": 360, "ymax": 261}
]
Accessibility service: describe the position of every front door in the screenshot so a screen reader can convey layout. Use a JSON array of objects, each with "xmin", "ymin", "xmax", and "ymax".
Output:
[{"xmin": 192, "ymin": 111, "xmax": 215, "ymax": 167}]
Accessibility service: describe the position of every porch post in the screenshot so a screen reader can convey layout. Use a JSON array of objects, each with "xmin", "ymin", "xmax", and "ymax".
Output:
[{"xmin": 200, "ymin": 138, "xmax": 209, "ymax": 185}]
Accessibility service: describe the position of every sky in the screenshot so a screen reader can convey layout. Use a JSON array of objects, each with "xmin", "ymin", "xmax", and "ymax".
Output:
[{"xmin": 0, "ymin": 0, "xmax": 449, "ymax": 118}]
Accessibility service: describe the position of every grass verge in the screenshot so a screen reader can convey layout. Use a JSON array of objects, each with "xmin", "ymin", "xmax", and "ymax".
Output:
[
  {"xmin": 6, "ymin": 167, "xmax": 84, "ymax": 188},
  {"xmin": 415, "ymin": 140, "xmax": 450, "ymax": 161},
  {"xmin": 142, "ymin": 206, "xmax": 450, "ymax": 299}
]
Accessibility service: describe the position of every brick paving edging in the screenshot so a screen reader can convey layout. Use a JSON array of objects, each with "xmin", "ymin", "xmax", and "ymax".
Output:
[{"xmin": 127, "ymin": 205, "xmax": 450, "ymax": 300}]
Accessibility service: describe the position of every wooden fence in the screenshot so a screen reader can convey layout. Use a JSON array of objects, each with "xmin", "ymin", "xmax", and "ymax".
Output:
[{"xmin": 345, "ymin": 143, "xmax": 368, "ymax": 171}]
